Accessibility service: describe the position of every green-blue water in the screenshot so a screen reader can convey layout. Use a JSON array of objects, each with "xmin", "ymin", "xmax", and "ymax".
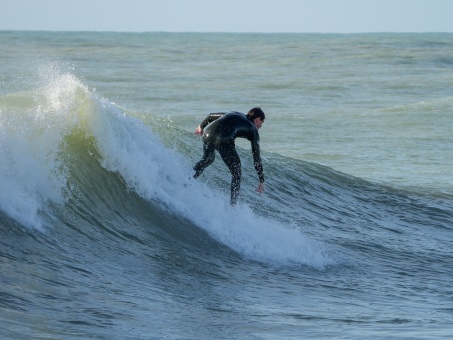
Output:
[{"xmin": 1, "ymin": 31, "xmax": 452, "ymax": 339}]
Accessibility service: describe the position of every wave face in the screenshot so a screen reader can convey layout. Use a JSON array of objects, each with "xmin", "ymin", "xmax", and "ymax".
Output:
[{"xmin": 1, "ymin": 72, "xmax": 452, "ymax": 338}]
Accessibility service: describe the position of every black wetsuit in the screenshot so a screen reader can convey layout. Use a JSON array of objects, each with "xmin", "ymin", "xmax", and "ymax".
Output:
[{"xmin": 193, "ymin": 111, "xmax": 264, "ymax": 205}]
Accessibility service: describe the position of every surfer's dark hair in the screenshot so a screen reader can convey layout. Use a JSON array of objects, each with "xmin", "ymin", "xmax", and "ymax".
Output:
[{"xmin": 247, "ymin": 107, "xmax": 265, "ymax": 121}]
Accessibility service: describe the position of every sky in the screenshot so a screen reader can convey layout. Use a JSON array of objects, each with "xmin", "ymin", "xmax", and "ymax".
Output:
[{"xmin": 1, "ymin": 0, "xmax": 453, "ymax": 33}]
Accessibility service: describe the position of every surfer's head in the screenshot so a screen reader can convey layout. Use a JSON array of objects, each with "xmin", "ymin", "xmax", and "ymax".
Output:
[
  {"xmin": 247, "ymin": 107, "xmax": 265, "ymax": 130},
  {"xmin": 247, "ymin": 107, "xmax": 265, "ymax": 121}
]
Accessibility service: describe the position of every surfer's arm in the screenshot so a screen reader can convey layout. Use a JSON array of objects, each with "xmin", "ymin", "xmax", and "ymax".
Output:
[
  {"xmin": 250, "ymin": 130, "xmax": 265, "ymax": 194},
  {"xmin": 253, "ymin": 152, "xmax": 265, "ymax": 194},
  {"xmin": 251, "ymin": 138, "xmax": 265, "ymax": 185},
  {"xmin": 195, "ymin": 112, "xmax": 225, "ymax": 135}
]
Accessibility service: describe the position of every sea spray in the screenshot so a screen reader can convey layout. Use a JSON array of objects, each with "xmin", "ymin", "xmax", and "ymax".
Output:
[{"xmin": 0, "ymin": 73, "xmax": 86, "ymax": 229}]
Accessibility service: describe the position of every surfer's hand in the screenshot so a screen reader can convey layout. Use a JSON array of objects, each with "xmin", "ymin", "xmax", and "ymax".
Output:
[
  {"xmin": 195, "ymin": 126, "xmax": 203, "ymax": 135},
  {"xmin": 256, "ymin": 182, "xmax": 265, "ymax": 194}
]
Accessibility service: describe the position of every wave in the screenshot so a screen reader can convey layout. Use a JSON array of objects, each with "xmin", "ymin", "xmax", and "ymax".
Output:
[
  {"xmin": 0, "ymin": 72, "xmax": 342, "ymax": 269},
  {"xmin": 1, "ymin": 71, "xmax": 452, "ymax": 271}
]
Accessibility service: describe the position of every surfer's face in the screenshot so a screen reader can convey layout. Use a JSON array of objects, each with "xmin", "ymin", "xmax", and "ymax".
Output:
[{"xmin": 254, "ymin": 117, "xmax": 264, "ymax": 130}]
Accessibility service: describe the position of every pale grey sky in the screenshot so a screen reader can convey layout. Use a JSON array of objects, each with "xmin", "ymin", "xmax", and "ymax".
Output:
[{"xmin": 1, "ymin": 0, "xmax": 452, "ymax": 33}]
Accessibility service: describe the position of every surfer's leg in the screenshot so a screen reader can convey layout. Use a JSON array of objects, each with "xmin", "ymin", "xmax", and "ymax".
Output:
[
  {"xmin": 193, "ymin": 141, "xmax": 215, "ymax": 178},
  {"xmin": 218, "ymin": 142, "xmax": 241, "ymax": 205}
]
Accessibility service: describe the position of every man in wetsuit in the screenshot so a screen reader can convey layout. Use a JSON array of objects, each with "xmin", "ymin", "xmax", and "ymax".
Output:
[{"xmin": 193, "ymin": 107, "xmax": 266, "ymax": 205}]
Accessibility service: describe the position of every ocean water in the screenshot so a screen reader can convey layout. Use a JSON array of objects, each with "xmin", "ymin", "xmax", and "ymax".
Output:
[{"xmin": 1, "ymin": 31, "xmax": 452, "ymax": 339}]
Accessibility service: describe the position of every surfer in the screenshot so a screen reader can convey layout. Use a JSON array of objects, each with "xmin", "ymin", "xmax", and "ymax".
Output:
[{"xmin": 193, "ymin": 107, "xmax": 266, "ymax": 205}]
